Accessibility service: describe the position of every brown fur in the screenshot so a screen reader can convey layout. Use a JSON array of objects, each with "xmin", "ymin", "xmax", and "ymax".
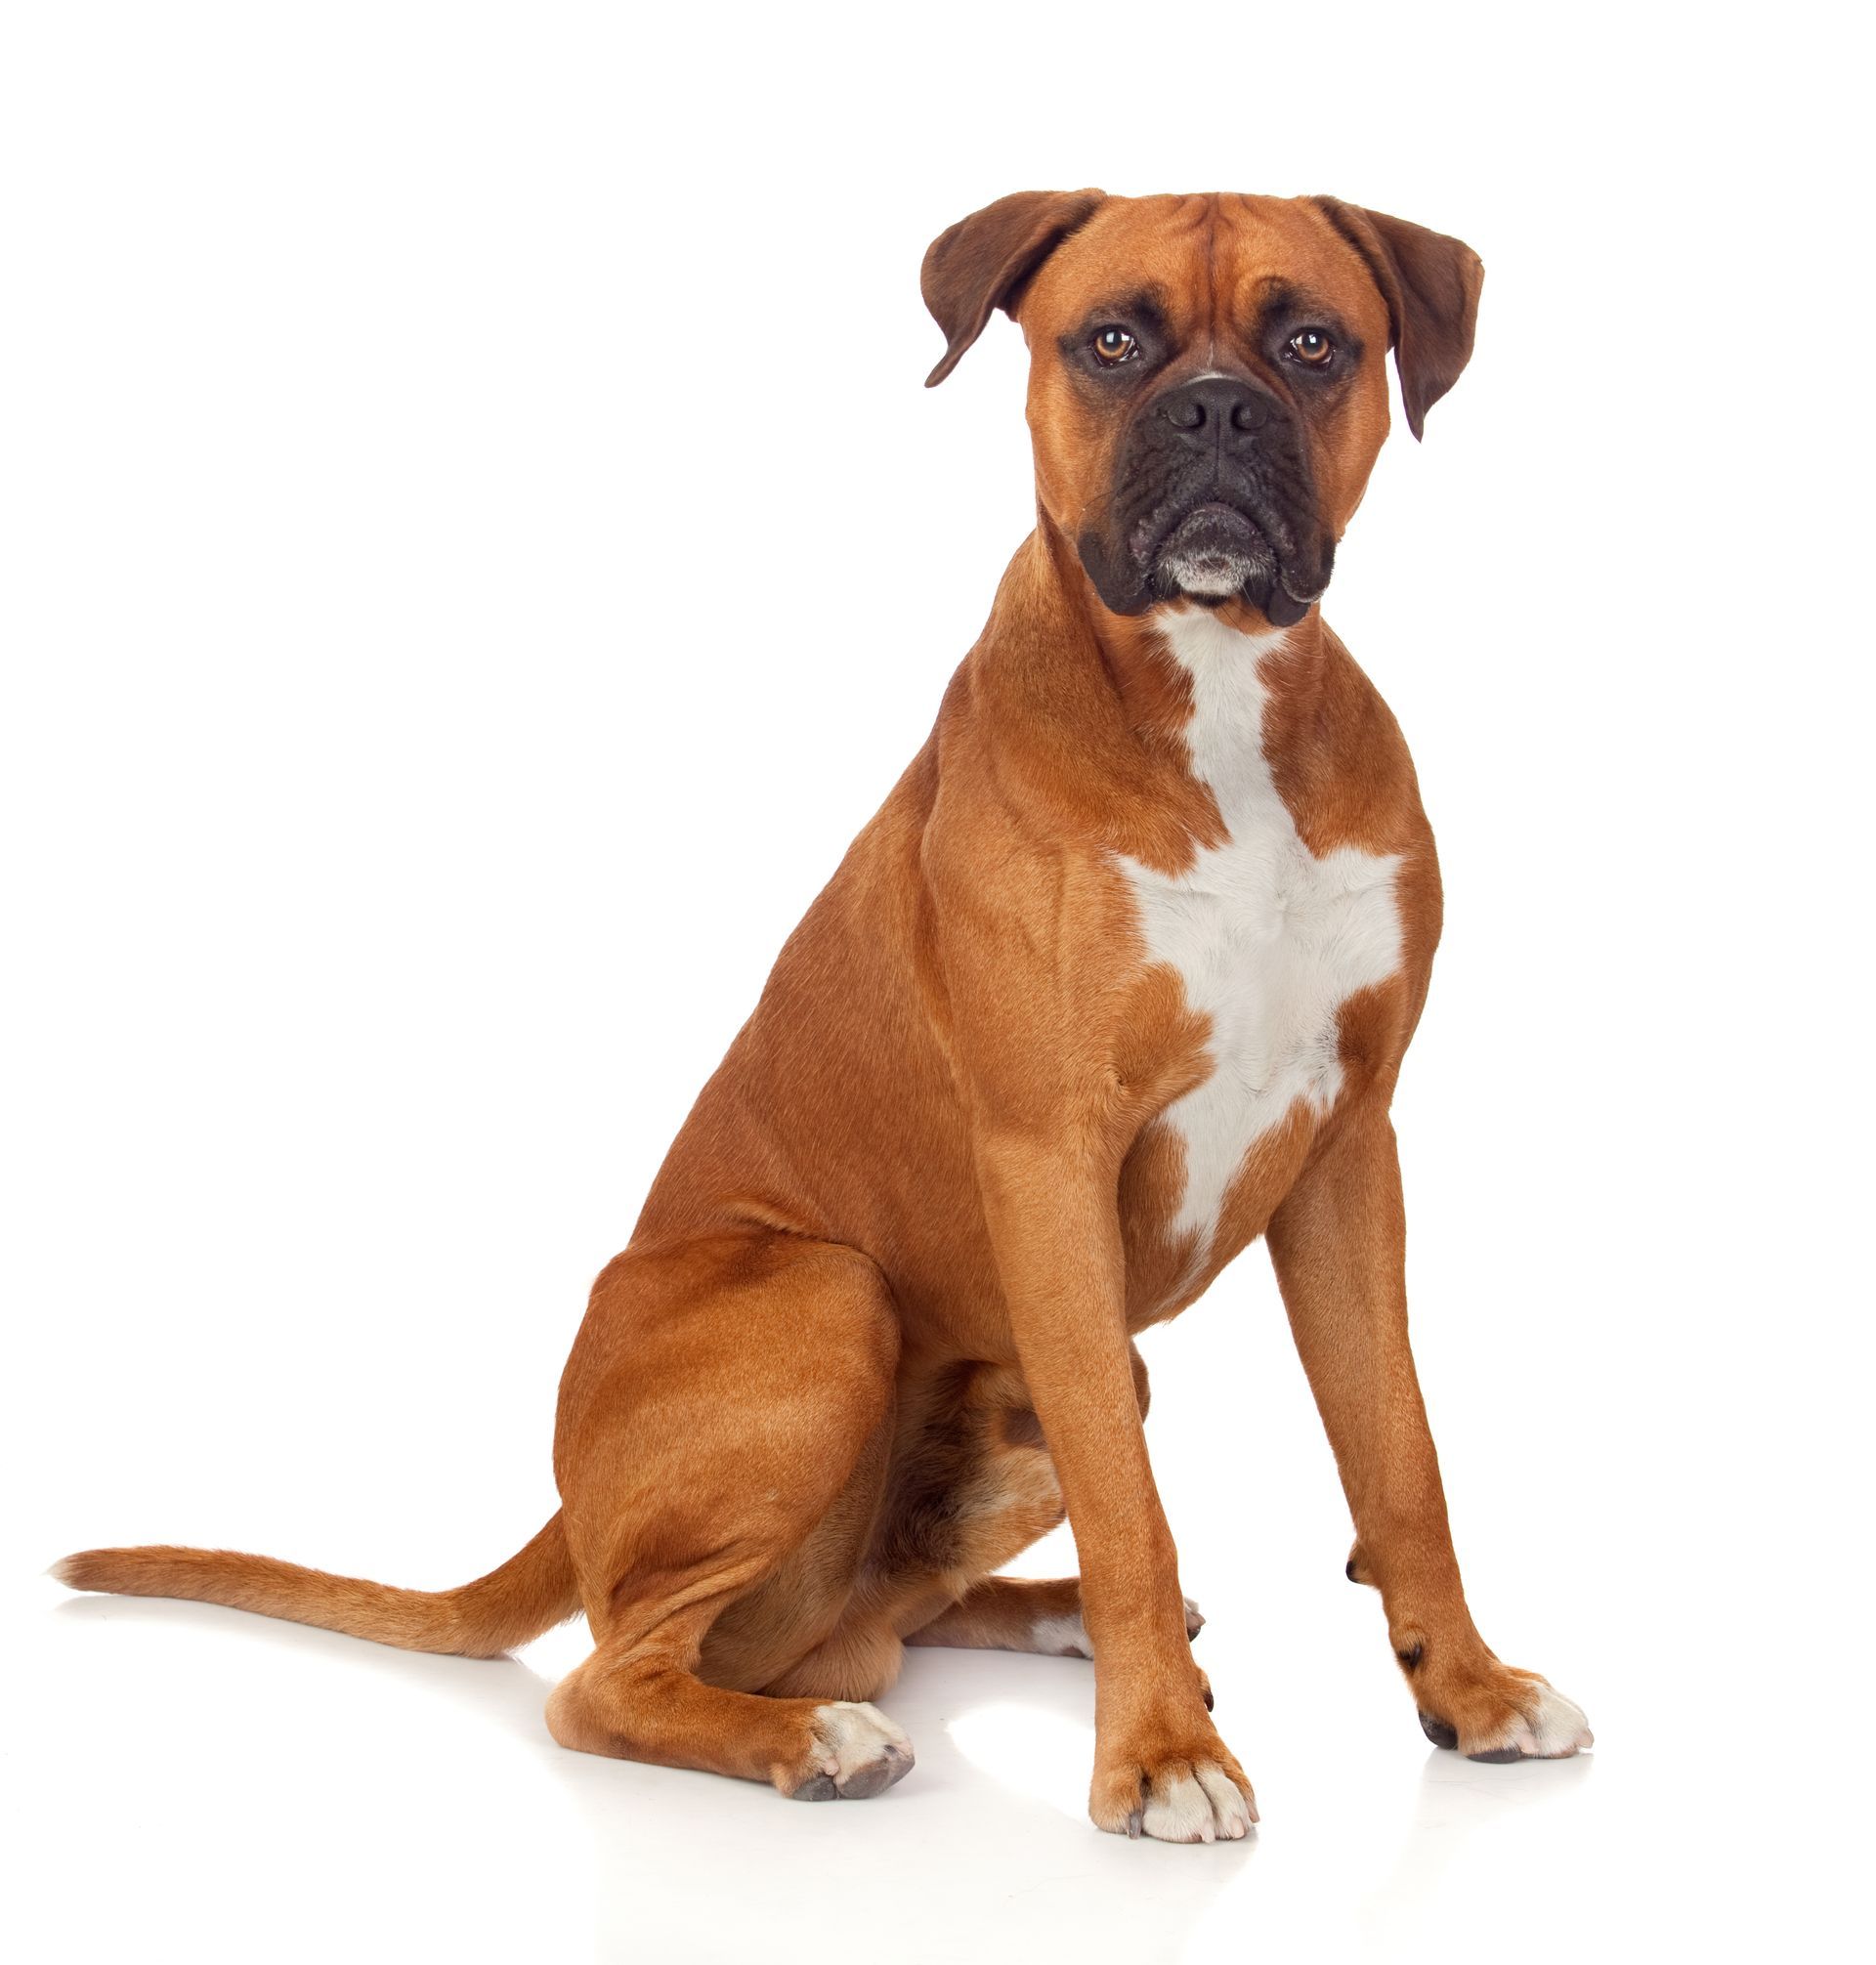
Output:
[
  {"xmin": 60, "ymin": 192, "xmax": 1576, "ymax": 1832},
  {"xmin": 56, "ymin": 1515, "xmax": 576, "ymax": 1657}
]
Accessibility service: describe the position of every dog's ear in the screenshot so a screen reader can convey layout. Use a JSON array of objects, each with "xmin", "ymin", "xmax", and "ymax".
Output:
[
  {"xmin": 921, "ymin": 190, "xmax": 1105, "ymax": 387},
  {"xmin": 1310, "ymin": 199, "xmax": 1483, "ymax": 440}
]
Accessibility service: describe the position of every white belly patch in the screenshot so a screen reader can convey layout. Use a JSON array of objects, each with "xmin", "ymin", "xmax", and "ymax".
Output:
[{"xmin": 1119, "ymin": 610, "xmax": 1403, "ymax": 1260}]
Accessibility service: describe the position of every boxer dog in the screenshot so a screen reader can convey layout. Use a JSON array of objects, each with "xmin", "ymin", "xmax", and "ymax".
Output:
[{"xmin": 60, "ymin": 191, "xmax": 1592, "ymax": 1842}]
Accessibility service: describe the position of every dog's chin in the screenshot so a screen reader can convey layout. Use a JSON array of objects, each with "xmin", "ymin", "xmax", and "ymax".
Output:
[
  {"xmin": 1155, "ymin": 503, "xmax": 1272, "ymax": 595},
  {"xmin": 1147, "ymin": 504, "xmax": 1313, "ymax": 625}
]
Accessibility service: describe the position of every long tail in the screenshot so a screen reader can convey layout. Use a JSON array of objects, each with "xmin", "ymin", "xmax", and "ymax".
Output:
[{"xmin": 53, "ymin": 1512, "xmax": 578, "ymax": 1658}]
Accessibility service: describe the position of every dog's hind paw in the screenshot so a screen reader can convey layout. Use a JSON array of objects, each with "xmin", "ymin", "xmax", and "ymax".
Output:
[{"xmin": 785, "ymin": 1702, "xmax": 916, "ymax": 1801}]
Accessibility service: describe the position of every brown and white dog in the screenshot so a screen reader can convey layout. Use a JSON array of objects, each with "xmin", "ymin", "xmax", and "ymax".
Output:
[{"xmin": 59, "ymin": 190, "xmax": 1591, "ymax": 1842}]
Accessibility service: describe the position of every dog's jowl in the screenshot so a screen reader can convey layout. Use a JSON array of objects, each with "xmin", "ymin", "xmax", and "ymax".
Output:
[{"xmin": 60, "ymin": 191, "xmax": 1591, "ymax": 1843}]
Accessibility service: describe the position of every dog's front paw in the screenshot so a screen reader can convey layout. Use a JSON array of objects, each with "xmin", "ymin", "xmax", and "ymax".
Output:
[
  {"xmin": 1089, "ymin": 1723, "xmax": 1257, "ymax": 1843},
  {"xmin": 1413, "ymin": 1658, "xmax": 1592, "ymax": 1762}
]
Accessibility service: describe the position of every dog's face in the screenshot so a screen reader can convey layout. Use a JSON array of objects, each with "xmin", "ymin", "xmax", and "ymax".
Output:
[{"xmin": 923, "ymin": 192, "xmax": 1482, "ymax": 625}]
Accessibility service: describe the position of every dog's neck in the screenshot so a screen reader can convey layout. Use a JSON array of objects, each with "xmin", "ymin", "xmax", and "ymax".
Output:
[
  {"xmin": 1005, "ymin": 511, "xmax": 1330, "ymax": 746},
  {"xmin": 961, "ymin": 516, "xmax": 1341, "ymax": 872}
]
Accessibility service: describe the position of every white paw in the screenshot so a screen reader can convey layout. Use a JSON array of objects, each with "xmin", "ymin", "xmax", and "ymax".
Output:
[
  {"xmin": 1478, "ymin": 1682, "xmax": 1595, "ymax": 1761},
  {"xmin": 791, "ymin": 1702, "xmax": 916, "ymax": 1801},
  {"xmin": 1141, "ymin": 1764, "xmax": 1256, "ymax": 1844}
]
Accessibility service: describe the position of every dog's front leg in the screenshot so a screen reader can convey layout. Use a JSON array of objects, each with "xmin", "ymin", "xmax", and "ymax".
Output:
[
  {"xmin": 1266, "ymin": 1104, "xmax": 1593, "ymax": 1762},
  {"xmin": 977, "ymin": 1135, "xmax": 1256, "ymax": 1842}
]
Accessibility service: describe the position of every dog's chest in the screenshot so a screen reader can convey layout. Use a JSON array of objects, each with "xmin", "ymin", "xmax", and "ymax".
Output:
[{"xmin": 1118, "ymin": 615, "xmax": 1403, "ymax": 1260}]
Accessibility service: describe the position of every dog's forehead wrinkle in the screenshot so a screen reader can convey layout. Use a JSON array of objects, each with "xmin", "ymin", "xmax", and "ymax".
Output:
[
  {"xmin": 1071, "ymin": 284, "xmax": 1172, "ymax": 335},
  {"xmin": 1057, "ymin": 205, "xmax": 1355, "ymax": 364},
  {"xmin": 1204, "ymin": 192, "xmax": 1219, "ymax": 358}
]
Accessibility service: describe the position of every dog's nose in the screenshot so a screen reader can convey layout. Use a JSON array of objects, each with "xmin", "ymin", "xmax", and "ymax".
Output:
[{"xmin": 1155, "ymin": 375, "xmax": 1278, "ymax": 439}]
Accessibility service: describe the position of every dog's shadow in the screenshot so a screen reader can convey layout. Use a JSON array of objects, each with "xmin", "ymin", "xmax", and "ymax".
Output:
[
  {"xmin": 1358, "ymin": 1727, "xmax": 1596, "ymax": 1949},
  {"xmin": 54, "ymin": 1593, "xmax": 1257, "ymax": 1959}
]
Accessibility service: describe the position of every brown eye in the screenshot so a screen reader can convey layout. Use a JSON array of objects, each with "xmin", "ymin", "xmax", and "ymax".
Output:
[
  {"xmin": 1288, "ymin": 327, "xmax": 1336, "ymax": 367},
  {"xmin": 1092, "ymin": 325, "xmax": 1137, "ymax": 365}
]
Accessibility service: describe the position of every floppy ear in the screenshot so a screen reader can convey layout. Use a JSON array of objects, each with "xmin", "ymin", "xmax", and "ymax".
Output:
[
  {"xmin": 921, "ymin": 189, "xmax": 1105, "ymax": 387},
  {"xmin": 1310, "ymin": 199, "xmax": 1483, "ymax": 440}
]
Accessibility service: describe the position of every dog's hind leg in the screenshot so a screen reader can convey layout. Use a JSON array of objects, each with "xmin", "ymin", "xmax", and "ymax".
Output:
[
  {"xmin": 546, "ymin": 1625, "xmax": 915, "ymax": 1799},
  {"xmin": 545, "ymin": 1229, "xmax": 914, "ymax": 1800},
  {"xmin": 908, "ymin": 1575, "xmax": 1087, "ymax": 1653},
  {"xmin": 908, "ymin": 1576, "xmax": 1208, "ymax": 1656}
]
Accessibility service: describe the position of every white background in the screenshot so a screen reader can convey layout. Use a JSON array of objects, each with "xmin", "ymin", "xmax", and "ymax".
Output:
[{"xmin": 3, "ymin": 5, "xmax": 1869, "ymax": 1961}]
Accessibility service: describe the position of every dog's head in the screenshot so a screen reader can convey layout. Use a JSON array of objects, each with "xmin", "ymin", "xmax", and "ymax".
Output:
[{"xmin": 923, "ymin": 192, "xmax": 1481, "ymax": 625}]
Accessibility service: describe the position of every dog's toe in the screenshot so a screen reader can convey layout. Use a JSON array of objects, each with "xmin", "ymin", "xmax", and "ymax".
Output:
[
  {"xmin": 1477, "ymin": 1682, "xmax": 1593, "ymax": 1761},
  {"xmin": 1140, "ymin": 1764, "xmax": 1256, "ymax": 1844}
]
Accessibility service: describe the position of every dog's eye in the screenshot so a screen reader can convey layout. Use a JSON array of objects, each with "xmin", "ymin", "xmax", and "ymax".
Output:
[
  {"xmin": 1091, "ymin": 326, "xmax": 1137, "ymax": 365},
  {"xmin": 1287, "ymin": 327, "xmax": 1336, "ymax": 368}
]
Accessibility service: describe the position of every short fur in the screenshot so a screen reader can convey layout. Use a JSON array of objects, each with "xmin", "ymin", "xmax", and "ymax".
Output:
[{"xmin": 60, "ymin": 191, "xmax": 1587, "ymax": 1840}]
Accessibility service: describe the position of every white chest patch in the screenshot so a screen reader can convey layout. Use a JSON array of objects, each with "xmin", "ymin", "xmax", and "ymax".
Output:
[{"xmin": 1119, "ymin": 610, "xmax": 1403, "ymax": 1260}]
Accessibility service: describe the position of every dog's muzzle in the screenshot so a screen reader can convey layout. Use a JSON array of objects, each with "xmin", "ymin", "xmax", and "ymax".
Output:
[{"xmin": 1078, "ymin": 373, "xmax": 1336, "ymax": 625}]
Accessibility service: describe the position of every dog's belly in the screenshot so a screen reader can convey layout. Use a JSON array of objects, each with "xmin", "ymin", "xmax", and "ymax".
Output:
[{"xmin": 1119, "ymin": 612, "xmax": 1402, "ymax": 1274}]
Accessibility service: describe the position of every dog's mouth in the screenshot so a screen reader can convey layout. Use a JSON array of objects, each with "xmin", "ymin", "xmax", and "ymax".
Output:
[
  {"xmin": 1151, "ymin": 502, "xmax": 1273, "ymax": 594},
  {"xmin": 1132, "ymin": 499, "xmax": 1323, "ymax": 628}
]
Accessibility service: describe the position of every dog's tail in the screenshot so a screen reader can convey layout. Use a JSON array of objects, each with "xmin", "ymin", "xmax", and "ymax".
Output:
[{"xmin": 53, "ymin": 1512, "xmax": 578, "ymax": 1658}]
